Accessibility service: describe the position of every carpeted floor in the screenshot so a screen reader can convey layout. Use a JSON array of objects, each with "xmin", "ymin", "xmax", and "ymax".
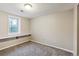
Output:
[{"xmin": 0, "ymin": 41, "xmax": 73, "ymax": 56}]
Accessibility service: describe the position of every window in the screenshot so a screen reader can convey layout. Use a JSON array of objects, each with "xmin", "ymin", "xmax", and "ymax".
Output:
[{"xmin": 8, "ymin": 15, "xmax": 20, "ymax": 34}]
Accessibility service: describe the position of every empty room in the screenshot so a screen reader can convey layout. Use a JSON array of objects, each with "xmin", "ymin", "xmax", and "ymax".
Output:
[{"xmin": 0, "ymin": 3, "xmax": 78, "ymax": 56}]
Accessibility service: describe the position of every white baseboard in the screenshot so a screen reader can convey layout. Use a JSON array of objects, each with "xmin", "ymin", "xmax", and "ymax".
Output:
[
  {"xmin": 50, "ymin": 45, "xmax": 73, "ymax": 53},
  {"xmin": 0, "ymin": 39, "xmax": 73, "ymax": 54},
  {"xmin": 31, "ymin": 40, "xmax": 73, "ymax": 54},
  {"xmin": 0, "ymin": 38, "xmax": 30, "ymax": 51}
]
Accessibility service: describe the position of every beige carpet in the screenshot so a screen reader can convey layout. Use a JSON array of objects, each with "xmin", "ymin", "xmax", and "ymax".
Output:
[{"xmin": 0, "ymin": 41, "xmax": 73, "ymax": 56}]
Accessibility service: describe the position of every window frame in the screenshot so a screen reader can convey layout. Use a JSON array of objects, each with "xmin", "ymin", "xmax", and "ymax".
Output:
[{"xmin": 8, "ymin": 15, "xmax": 21, "ymax": 35}]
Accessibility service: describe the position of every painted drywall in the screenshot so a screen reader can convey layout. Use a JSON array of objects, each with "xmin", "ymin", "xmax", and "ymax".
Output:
[
  {"xmin": 0, "ymin": 11, "xmax": 30, "ymax": 50},
  {"xmin": 0, "ymin": 37, "xmax": 30, "ymax": 50},
  {"xmin": 0, "ymin": 11, "xmax": 30, "ymax": 37},
  {"xmin": 73, "ymin": 5, "xmax": 77, "ymax": 56},
  {"xmin": 30, "ymin": 9, "xmax": 74, "ymax": 53}
]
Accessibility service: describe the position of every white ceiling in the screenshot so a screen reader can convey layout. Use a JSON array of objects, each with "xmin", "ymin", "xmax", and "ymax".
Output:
[{"xmin": 0, "ymin": 3, "xmax": 75, "ymax": 19}]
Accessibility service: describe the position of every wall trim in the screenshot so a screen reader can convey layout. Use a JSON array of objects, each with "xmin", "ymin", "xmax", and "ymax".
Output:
[
  {"xmin": 51, "ymin": 45, "xmax": 73, "ymax": 54},
  {"xmin": 31, "ymin": 40, "xmax": 73, "ymax": 54},
  {"xmin": 0, "ymin": 38, "xmax": 30, "ymax": 51}
]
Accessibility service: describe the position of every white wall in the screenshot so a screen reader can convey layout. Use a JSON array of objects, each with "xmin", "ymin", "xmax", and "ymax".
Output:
[
  {"xmin": 0, "ymin": 11, "xmax": 30, "ymax": 37},
  {"xmin": 73, "ymin": 5, "xmax": 77, "ymax": 56},
  {"xmin": 30, "ymin": 9, "xmax": 74, "ymax": 53},
  {"xmin": 0, "ymin": 11, "xmax": 30, "ymax": 50}
]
